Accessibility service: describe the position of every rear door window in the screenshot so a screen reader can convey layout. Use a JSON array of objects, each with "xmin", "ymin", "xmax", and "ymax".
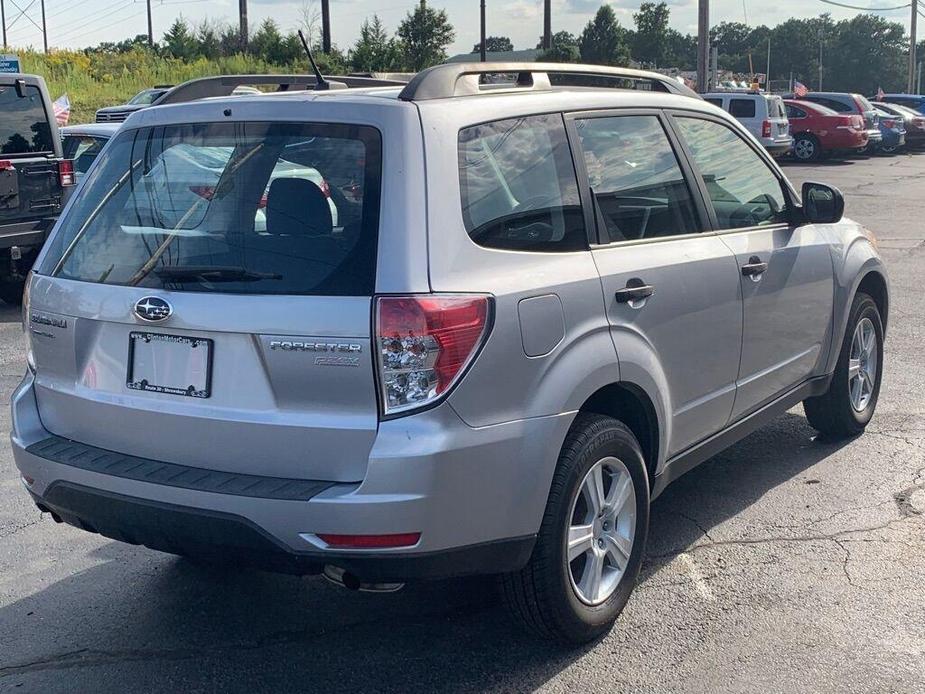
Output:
[
  {"xmin": 574, "ymin": 114, "xmax": 702, "ymax": 242},
  {"xmin": 62, "ymin": 135, "xmax": 107, "ymax": 176},
  {"xmin": 41, "ymin": 121, "xmax": 382, "ymax": 296},
  {"xmin": 458, "ymin": 114, "xmax": 586, "ymax": 252},
  {"xmin": 0, "ymin": 83, "xmax": 53, "ymax": 155},
  {"xmin": 729, "ymin": 99, "xmax": 757, "ymax": 118},
  {"xmin": 786, "ymin": 105, "xmax": 807, "ymax": 119}
]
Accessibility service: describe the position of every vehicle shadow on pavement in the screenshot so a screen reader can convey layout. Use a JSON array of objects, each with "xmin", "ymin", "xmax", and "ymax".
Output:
[{"xmin": 0, "ymin": 413, "xmax": 850, "ymax": 692}]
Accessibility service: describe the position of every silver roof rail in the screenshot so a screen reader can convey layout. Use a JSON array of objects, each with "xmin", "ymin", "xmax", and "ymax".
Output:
[
  {"xmin": 153, "ymin": 74, "xmax": 408, "ymax": 107},
  {"xmin": 398, "ymin": 62, "xmax": 700, "ymax": 102}
]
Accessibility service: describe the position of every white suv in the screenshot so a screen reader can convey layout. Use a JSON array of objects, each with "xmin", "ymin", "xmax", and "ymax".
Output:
[{"xmin": 703, "ymin": 91, "xmax": 793, "ymax": 156}]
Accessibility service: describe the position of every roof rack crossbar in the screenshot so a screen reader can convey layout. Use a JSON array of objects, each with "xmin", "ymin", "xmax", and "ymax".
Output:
[
  {"xmin": 398, "ymin": 63, "xmax": 699, "ymax": 102},
  {"xmin": 153, "ymin": 74, "xmax": 408, "ymax": 107}
]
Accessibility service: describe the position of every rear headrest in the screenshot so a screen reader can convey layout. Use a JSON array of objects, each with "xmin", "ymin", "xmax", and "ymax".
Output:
[{"xmin": 266, "ymin": 177, "xmax": 332, "ymax": 237}]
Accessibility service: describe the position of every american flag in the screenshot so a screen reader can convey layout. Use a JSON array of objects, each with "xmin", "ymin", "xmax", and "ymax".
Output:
[
  {"xmin": 793, "ymin": 81, "xmax": 808, "ymax": 98},
  {"xmin": 877, "ymin": 86, "xmax": 885, "ymax": 101},
  {"xmin": 52, "ymin": 94, "xmax": 70, "ymax": 127}
]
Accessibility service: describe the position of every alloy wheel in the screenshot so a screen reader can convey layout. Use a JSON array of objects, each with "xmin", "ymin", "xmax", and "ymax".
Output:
[
  {"xmin": 566, "ymin": 457, "xmax": 637, "ymax": 605},
  {"xmin": 849, "ymin": 317, "xmax": 878, "ymax": 412},
  {"xmin": 794, "ymin": 138, "xmax": 815, "ymax": 160}
]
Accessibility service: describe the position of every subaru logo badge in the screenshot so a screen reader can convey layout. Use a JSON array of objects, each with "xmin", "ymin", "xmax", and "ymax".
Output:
[{"xmin": 134, "ymin": 296, "xmax": 172, "ymax": 322}]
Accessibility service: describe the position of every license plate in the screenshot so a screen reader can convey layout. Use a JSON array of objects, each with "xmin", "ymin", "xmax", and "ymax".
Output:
[{"xmin": 127, "ymin": 332, "xmax": 212, "ymax": 398}]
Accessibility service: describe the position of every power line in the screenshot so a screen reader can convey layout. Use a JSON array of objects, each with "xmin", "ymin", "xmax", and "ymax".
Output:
[
  {"xmin": 6, "ymin": 0, "xmax": 37, "ymax": 30},
  {"xmin": 51, "ymin": 0, "xmax": 137, "ymax": 41},
  {"xmin": 817, "ymin": 0, "xmax": 910, "ymax": 10}
]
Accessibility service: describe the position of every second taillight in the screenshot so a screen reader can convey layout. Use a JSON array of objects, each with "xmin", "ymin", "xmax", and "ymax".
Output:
[
  {"xmin": 761, "ymin": 120, "xmax": 772, "ymax": 138},
  {"xmin": 58, "ymin": 159, "xmax": 75, "ymax": 187},
  {"xmin": 375, "ymin": 295, "xmax": 491, "ymax": 416}
]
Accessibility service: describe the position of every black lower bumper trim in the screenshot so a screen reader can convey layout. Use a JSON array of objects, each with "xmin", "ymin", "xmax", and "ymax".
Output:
[{"xmin": 34, "ymin": 482, "xmax": 536, "ymax": 582}]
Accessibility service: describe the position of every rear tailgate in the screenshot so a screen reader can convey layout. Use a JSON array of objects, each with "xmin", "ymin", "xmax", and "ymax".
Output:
[
  {"xmin": 0, "ymin": 155, "xmax": 63, "ymax": 223},
  {"xmin": 29, "ymin": 119, "xmax": 384, "ymax": 483}
]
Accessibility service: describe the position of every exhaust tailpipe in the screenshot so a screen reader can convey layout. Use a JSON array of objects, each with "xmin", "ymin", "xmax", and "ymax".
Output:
[{"xmin": 322, "ymin": 565, "xmax": 404, "ymax": 593}]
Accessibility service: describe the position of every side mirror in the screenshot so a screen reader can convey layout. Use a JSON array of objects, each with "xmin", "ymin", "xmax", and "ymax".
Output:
[{"xmin": 801, "ymin": 181, "xmax": 845, "ymax": 224}]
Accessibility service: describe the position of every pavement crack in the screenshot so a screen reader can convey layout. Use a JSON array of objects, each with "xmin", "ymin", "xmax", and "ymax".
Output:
[{"xmin": 832, "ymin": 538, "xmax": 855, "ymax": 586}]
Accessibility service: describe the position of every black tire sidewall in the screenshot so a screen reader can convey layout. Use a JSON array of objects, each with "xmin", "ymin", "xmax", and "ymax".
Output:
[
  {"xmin": 835, "ymin": 294, "xmax": 884, "ymax": 428},
  {"xmin": 545, "ymin": 417, "xmax": 650, "ymax": 639}
]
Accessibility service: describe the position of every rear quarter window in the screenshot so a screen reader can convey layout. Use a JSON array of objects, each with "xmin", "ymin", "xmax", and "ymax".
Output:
[
  {"xmin": 729, "ymin": 99, "xmax": 757, "ymax": 118},
  {"xmin": 0, "ymin": 83, "xmax": 53, "ymax": 155},
  {"xmin": 458, "ymin": 114, "xmax": 586, "ymax": 252}
]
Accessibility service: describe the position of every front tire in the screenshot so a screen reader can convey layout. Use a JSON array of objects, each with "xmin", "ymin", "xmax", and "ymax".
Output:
[
  {"xmin": 804, "ymin": 292, "xmax": 883, "ymax": 438},
  {"xmin": 501, "ymin": 413, "xmax": 649, "ymax": 644}
]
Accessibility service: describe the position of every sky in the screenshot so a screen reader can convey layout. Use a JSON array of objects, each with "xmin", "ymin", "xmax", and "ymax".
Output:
[{"xmin": 1, "ymin": 0, "xmax": 918, "ymax": 57}]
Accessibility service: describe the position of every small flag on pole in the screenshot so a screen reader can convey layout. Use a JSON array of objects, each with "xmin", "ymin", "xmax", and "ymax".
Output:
[
  {"xmin": 793, "ymin": 81, "xmax": 808, "ymax": 98},
  {"xmin": 876, "ymin": 86, "xmax": 885, "ymax": 101},
  {"xmin": 52, "ymin": 94, "xmax": 70, "ymax": 127}
]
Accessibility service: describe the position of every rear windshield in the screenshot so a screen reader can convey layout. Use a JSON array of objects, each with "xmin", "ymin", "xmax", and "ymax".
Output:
[
  {"xmin": 40, "ymin": 121, "xmax": 382, "ymax": 296},
  {"xmin": 767, "ymin": 96, "xmax": 786, "ymax": 119},
  {"xmin": 0, "ymin": 83, "xmax": 53, "ymax": 155}
]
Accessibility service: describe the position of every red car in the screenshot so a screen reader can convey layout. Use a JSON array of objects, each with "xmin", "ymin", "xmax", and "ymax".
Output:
[{"xmin": 784, "ymin": 99, "xmax": 869, "ymax": 161}]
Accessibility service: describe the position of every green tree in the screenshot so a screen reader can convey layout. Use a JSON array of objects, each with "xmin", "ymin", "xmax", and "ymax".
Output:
[
  {"xmin": 471, "ymin": 36, "xmax": 513, "ymax": 53},
  {"xmin": 397, "ymin": 0, "xmax": 455, "ymax": 71},
  {"xmin": 219, "ymin": 24, "xmax": 244, "ymax": 56},
  {"xmin": 663, "ymin": 29, "xmax": 696, "ymax": 69},
  {"xmin": 196, "ymin": 21, "xmax": 221, "ymax": 60},
  {"xmin": 351, "ymin": 15, "xmax": 403, "ymax": 72},
  {"xmin": 162, "ymin": 17, "xmax": 198, "ymax": 60},
  {"xmin": 579, "ymin": 5, "xmax": 630, "ymax": 67},
  {"xmin": 633, "ymin": 2, "xmax": 670, "ymax": 67},
  {"xmin": 826, "ymin": 14, "xmax": 906, "ymax": 93},
  {"xmin": 537, "ymin": 30, "xmax": 580, "ymax": 63}
]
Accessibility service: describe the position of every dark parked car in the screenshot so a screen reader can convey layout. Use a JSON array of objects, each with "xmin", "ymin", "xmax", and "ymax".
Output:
[
  {"xmin": 783, "ymin": 99, "xmax": 869, "ymax": 161},
  {"xmin": 95, "ymin": 85, "xmax": 172, "ymax": 123},
  {"xmin": 0, "ymin": 73, "xmax": 75, "ymax": 303},
  {"xmin": 872, "ymin": 101, "xmax": 925, "ymax": 148},
  {"xmin": 873, "ymin": 108, "xmax": 906, "ymax": 154},
  {"xmin": 872, "ymin": 93, "xmax": 925, "ymax": 114}
]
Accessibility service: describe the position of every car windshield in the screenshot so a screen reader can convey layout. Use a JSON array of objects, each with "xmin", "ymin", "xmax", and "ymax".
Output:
[
  {"xmin": 40, "ymin": 121, "xmax": 382, "ymax": 296},
  {"xmin": 128, "ymin": 89, "xmax": 166, "ymax": 105}
]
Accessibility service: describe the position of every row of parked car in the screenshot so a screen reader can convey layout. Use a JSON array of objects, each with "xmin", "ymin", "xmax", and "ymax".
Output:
[{"xmin": 704, "ymin": 90, "xmax": 925, "ymax": 161}]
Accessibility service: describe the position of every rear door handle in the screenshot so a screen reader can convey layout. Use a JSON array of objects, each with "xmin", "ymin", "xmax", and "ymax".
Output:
[
  {"xmin": 741, "ymin": 256, "xmax": 768, "ymax": 278},
  {"xmin": 615, "ymin": 280, "xmax": 655, "ymax": 304}
]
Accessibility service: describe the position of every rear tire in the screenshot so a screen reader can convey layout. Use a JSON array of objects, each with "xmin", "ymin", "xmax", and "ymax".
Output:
[
  {"xmin": 793, "ymin": 133, "xmax": 821, "ymax": 161},
  {"xmin": 0, "ymin": 280, "xmax": 24, "ymax": 305},
  {"xmin": 501, "ymin": 413, "xmax": 649, "ymax": 644},
  {"xmin": 804, "ymin": 292, "xmax": 883, "ymax": 438}
]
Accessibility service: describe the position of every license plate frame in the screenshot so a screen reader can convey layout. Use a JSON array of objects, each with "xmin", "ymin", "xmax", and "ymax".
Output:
[{"xmin": 126, "ymin": 331, "xmax": 213, "ymax": 398}]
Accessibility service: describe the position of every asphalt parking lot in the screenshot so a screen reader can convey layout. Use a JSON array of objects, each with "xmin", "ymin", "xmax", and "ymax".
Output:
[{"xmin": 1, "ymin": 151, "xmax": 923, "ymax": 693}]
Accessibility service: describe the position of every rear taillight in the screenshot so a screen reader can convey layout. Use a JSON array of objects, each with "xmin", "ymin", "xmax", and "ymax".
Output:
[
  {"xmin": 22, "ymin": 272, "xmax": 34, "ymax": 373},
  {"xmin": 375, "ymin": 294, "xmax": 491, "ymax": 416},
  {"xmin": 761, "ymin": 120, "xmax": 772, "ymax": 138},
  {"xmin": 57, "ymin": 159, "xmax": 75, "ymax": 187},
  {"xmin": 319, "ymin": 179, "xmax": 331, "ymax": 198}
]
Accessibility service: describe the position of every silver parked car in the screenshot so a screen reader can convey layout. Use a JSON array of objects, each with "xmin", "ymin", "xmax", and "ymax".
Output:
[{"xmin": 12, "ymin": 64, "xmax": 889, "ymax": 644}]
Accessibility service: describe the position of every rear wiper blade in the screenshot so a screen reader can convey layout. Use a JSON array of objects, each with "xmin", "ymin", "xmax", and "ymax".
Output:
[{"xmin": 154, "ymin": 266, "xmax": 283, "ymax": 282}]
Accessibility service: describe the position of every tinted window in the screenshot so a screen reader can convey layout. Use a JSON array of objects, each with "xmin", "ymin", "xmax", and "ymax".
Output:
[
  {"xmin": 41, "ymin": 122, "xmax": 382, "ymax": 296},
  {"xmin": 0, "ymin": 84, "xmax": 53, "ymax": 155},
  {"xmin": 729, "ymin": 99, "xmax": 757, "ymax": 118},
  {"xmin": 62, "ymin": 135, "xmax": 107, "ymax": 176},
  {"xmin": 458, "ymin": 114, "xmax": 586, "ymax": 252},
  {"xmin": 812, "ymin": 97, "xmax": 850, "ymax": 113},
  {"xmin": 676, "ymin": 117, "xmax": 789, "ymax": 230},
  {"xmin": 705, "ymin": 98, "xmax": 723, "ymax": 108},
  {"xmin": 786, "ymin": 105, "xmax": 807, "ymax": 119},
  {"xmin": 575, "ymin": 115, "xmax": 701, "ymax": 242}
]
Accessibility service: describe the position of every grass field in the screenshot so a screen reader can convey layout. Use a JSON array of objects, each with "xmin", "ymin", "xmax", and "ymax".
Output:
[{"xmin": 18, "ymin": 49, "xmax": 298, "ymax": 124}]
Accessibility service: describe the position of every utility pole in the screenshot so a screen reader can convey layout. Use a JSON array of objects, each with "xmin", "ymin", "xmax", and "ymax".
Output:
[
  {"xmin": 543, "ymin": 0, "xmax": 551, "ymax": 50},
  {"xmin": 818, "ymin": 27, "xmax": 824, "ymax": 91},
  {"xmin": 321, "ymin": 0, "xmax": 331, "ymax": 53},
  {"xmin": 697, "ymin": 0, "xmax": 709, "ymax": 92},
  {"xmin": 1, "ymin": 0, "xmax": 6, "ymax": 48},
  {"xmin": 766, "ymin": 36, "xmax": 771, "ymax": 89},
  {"xmin": 480, "ymin": 0, "xmax": 486, "ymax": 62},
  {"xmin": 146, "ymin": 0, "xmax": 153, "ymax": 48},
  {"xmin": 909, "ymin": 0, "xmax": 918, "ymax": 93},
  {"xmin": 40, "ymin": 0, "xmax": 46, "ymax": 53},
  {"xmin": 239, "ymin": 0, "xmax": 248, "ymax": 49}
]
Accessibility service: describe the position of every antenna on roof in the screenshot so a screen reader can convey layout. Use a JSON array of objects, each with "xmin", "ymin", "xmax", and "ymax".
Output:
[{"xmin": 298, "ymin": 30, "xmax": 331, "ymax": 91}]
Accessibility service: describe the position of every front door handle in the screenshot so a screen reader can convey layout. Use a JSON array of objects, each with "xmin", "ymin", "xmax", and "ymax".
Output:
[
  {"xmin": 615, "ymin": 279, "xmax": 655, "ymax": 304},
  {"xmin": 741, "ymin": 256, "xmax": 768, "ymax": 279}
]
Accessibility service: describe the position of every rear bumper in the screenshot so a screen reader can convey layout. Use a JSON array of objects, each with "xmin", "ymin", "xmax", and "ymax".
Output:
[
  {"xmin": 760, "ymin": 136, "xmax": 794, "ymax": 156},
  {"xmin": 0, "ymin": 218, "xmax": 56, "ymax": 250},
  {"xmin": 12, "ymin": 372, "xmax": 570, "ymax": 580}
]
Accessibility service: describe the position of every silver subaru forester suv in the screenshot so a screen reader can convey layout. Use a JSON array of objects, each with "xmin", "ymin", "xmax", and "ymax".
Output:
[{"xmin": 12, "ymin": 64, "xmax": 888, "ymax": 644}]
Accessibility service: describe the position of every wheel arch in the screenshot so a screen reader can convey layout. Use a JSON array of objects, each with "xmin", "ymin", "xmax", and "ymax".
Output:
[
  {"xmin": 578, "ymin": 382, "xmax": 661, "ymax": 486},
  {"xmin": 857, "ymin": 269, "xmax": 889, "ymax": 333}
]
